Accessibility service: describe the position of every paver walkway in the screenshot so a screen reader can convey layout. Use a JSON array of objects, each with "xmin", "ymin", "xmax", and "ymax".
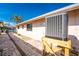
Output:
[{"xmin": 0, "ymin": 33, "xmax": 21, "ymax": 56}]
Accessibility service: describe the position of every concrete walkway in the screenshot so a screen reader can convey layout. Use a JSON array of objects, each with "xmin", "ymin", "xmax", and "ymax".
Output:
[
  {"xmin": 9, "ymin": 33, "xmax": 42, "ymax": 56},
  {"xmin": 0, "ymin": 33, "xmax": 21, "ymax": 56}
]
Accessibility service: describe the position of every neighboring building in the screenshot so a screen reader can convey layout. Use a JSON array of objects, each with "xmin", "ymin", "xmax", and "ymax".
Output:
[{"xmin": 16, "ymin": 4, "xmax": 79, "ymax": 52}]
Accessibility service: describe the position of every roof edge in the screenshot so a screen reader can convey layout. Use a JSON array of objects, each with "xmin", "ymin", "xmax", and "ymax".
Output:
[{"xmin": 16, "ymin": 3, "xmax": 79, "ymax": 26}]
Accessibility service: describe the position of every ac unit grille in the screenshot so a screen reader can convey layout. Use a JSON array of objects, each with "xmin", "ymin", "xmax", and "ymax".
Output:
[{"xmin": 46, "ymin": 13, "xmax": 68, "ymax": 40}]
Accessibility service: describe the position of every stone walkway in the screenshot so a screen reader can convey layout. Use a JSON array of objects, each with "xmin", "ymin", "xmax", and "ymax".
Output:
[{"xmin": 0, "ymin": 33, "xmax": 21, "ymax": 56}]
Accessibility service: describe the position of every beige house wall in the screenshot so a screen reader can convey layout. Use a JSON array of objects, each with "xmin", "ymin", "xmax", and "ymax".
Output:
[
  {"xmin": 16, "ymin": 8, "xmax": 79, "ymax": 52},
  {"xmin": 68, "ymin": 9, "xmax": 79, "ymax": 52},
  {"xmin": 16, "ymin": 18, "xmax": 46, "ymax": 41}
]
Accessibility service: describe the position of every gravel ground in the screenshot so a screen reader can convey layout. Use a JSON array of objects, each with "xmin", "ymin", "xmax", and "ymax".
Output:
[{"xmin": 0, "ymin": 33, "xmax": 21, "ymax": 56}]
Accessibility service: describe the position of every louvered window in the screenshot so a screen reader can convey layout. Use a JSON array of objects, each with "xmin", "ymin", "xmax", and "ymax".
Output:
[{"xmin": 46, "ymin": 13, "xmax": 68, "ymax": 40}]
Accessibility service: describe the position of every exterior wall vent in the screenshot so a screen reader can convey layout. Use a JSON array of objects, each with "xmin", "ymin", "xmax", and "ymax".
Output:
[{"xmin": 45, "ymin": 13, "xmax": 68, "ymax": 40}]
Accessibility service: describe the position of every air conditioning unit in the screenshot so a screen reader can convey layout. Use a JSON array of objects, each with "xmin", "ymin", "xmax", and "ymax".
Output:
[{"xmin": 45, "ymin": 13, "xmax": 68, "ymax": 40}]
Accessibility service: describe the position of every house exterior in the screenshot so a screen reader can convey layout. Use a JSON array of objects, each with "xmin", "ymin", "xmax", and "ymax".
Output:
[{"xmin": 16, "ymin": 4, "xmax": 79, "ymax": 52}]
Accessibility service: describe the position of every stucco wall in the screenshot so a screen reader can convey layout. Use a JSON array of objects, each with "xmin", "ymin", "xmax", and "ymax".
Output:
[
  {"xmin": 68, "ymin": 9, "xmax": 79, "ymax": 52},
  {"xmin": 16, "ymin": 9, "xmax": 79, "ymax": 52},
  {"xmin": 16, "ymin": 18, "xmax": 46, "ymax": 41}
]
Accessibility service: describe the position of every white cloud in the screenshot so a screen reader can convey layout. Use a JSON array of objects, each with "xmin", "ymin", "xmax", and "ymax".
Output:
[{"xmin": 3, "ymin": 21, "xmax": 16, "ymax": 26}]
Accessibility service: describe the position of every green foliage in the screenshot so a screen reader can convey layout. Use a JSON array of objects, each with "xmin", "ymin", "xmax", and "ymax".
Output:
[
  {"xmin": 0, "ymin": 21, "xmax": 6, "ymax": 30},
  {"xmin": 0, "ymin": 26, "xmax": 7, "ymax": 31}
]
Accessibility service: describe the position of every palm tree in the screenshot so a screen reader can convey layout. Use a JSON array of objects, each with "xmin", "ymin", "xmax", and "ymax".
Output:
[{"xmin": 11, "ymin": 15, "xmax": 21, "ymax": 24}]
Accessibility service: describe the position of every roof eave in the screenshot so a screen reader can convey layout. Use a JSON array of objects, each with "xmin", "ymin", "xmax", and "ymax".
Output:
[{"xmin": 16, "ymin": 4, "xmax": 79, "ymax": 26}]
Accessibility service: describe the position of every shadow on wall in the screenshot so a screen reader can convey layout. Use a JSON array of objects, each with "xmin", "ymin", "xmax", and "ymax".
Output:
[{"xmin": 68, "ymin": 35, "xmax": 79, "ymax": 52}]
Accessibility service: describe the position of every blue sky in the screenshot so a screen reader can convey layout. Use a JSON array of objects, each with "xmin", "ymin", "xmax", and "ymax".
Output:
[{"xmin": 0, "ymin": 3, "xmax": 73, "ymax": 26}]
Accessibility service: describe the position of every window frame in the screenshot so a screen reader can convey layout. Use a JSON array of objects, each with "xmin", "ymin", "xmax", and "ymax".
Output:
[
  {"xmin": 17, "ymin": 26, "xmax": 19, "ymax": 29},
  {"xmin": 27, "ymin": 23, "xmax": 32, "ymax": 31}
]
